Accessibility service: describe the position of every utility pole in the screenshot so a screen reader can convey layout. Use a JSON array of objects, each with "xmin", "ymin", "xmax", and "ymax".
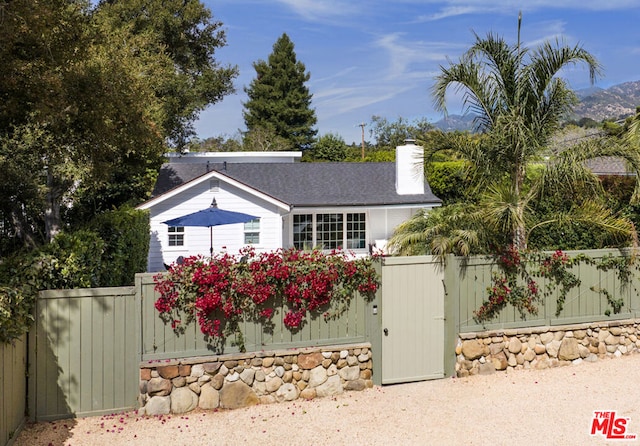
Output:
[{"xmin": 358, "ymin": 122, "xmax": 366, "ymax": 160}]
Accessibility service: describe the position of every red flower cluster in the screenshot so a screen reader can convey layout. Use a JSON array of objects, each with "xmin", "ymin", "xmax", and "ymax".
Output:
[
  {"xmin": 539, "ymin": 249, "xmax": 570, "ymax": 277},
  {"xmin": 153, "ymin": 247, "xmax": 380, "ymax": 341},
  {"xmin": 497, "ymin": 244, "xmax": 521, "ymax": 275},
  {"xmin": 474, "ymin": 245, "xmax": 541, "ymax": 324}
]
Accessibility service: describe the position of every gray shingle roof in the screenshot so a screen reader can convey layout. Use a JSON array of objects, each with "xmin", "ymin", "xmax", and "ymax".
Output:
[
  {"xmin": 152, "ymin": 162, "xmax": 441, "ymax": 207},
  {"xmin": 585, "ymin": 157, "xmax": 635, "ymax": 176}
]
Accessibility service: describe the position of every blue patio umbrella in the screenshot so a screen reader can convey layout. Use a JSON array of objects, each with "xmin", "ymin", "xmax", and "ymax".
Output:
[{"xmin": 162, "ymin": 198, "xmax": 259, "ymax": 255}]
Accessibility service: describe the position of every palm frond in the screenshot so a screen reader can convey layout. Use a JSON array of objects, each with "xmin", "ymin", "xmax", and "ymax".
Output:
[
  {"xmin": 624, "ymin": 116, "xmax": 640, "ymax": 147},
  {"xmin": 431, "ymin": 56, "xmax": 496, "ymax": 131},
  {"xmin": 480, "ymin": 183, "xmax": 529, "ymax": 235},
  {"xmin": 388, "ymin": 204, "xmax": 486, "ymax": 259}
]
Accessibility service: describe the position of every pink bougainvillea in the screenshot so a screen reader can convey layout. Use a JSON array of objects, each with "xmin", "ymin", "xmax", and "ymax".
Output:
[
  {"xmin": 154, "ymin": 247, "xmax": 380, "ymax": 343},
  {"xmin": 473, "ymin": 245, "xmax": 540, "ymax": 323}
]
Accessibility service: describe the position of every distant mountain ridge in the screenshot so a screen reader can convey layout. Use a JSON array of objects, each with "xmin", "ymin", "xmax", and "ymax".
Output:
[
  {"xmin": 572, "ymin": 80, "xmax": 640, "ymax": 121},
  {"xmin": 432, "ymin": 114, "xmax": 476, "ymax": 131},
  {"xmin": 431, "ymin": 80, "xmax": 640, "ymax": 131}
]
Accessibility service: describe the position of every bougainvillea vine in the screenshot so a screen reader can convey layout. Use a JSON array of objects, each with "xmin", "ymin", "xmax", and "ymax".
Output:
[{"xmin": 153, "ymin": 247, "xmax": 380, "ymax": 349}]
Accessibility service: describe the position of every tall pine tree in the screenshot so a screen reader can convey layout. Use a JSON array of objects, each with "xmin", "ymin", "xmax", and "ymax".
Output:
[{"xmin": 243, "ymin": 33, "xmax": 317, "ymax": 151}]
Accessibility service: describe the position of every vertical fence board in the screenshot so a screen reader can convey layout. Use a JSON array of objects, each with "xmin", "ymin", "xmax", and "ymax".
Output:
[
  {"xmin": 0, "ymin": 335, "xmax": 27, "ymax": 446},
  {"xmin": 67, "ymin": 298, "xmax": 82, "ymax": 413},
  {"xmin": 112, "ymin": 295, "xmax": 125, "ymax": 409},
  {"xmin": 43, "ymin": 301, "xmax": 59, "ymax": 417},
  {"xmin": 91, "ymin": 296, "xmax": 105, "ymax": 412},
  {"xmin": 79, "ymin": 297, "xmax": 93, "ymax": 413}
]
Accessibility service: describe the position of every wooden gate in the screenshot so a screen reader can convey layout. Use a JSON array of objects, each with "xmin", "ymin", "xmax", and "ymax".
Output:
[
  {"xmin": 29, "ymin": 287, "xmax": 139, "ymax": 421},
  {"xmin": 379, "ymin": 256, "xmax": 446, "ymax": 384}
]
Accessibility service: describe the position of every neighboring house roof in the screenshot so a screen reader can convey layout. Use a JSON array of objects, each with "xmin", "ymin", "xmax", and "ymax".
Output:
[
  {"xmin": 585, "ymin": 157, "xmax": 635, "ymax": 176},
  {"xmin": 150, "ymin": 162, "xmax": 442, "ymax": 208}
]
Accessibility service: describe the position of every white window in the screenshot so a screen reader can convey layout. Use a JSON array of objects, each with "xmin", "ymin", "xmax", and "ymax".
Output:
[
  {"xmin": 317, "ymin": 213, "xmax": 343, "ymax": 250},
  {"xmin": 293, "ymin": 214, "xmax": 313, "ymax": 250},
  {"xmin": 244, "ymin": 219, "xmax": 260, "ymax": 244},
  {"xmin": 346, "ymin": 212, "xmax": 366, "ymax": 249},
  {"xmin": 168, "ymin": 226, "xmax": 184, "ymax": 246},
  {"xmin": 293, "ymin": 213, "xmax": 366, "ymax": 251}
]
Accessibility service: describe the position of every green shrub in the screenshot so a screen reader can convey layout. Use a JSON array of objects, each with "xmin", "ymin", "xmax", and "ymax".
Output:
[
  {"xmin": 0, "ymin": 287, "xmax": 32, "ymax": 343},
  {"xmin": 0, "ymin": 207, "xmax": 150, "ymax": 343},
  {"xmin": 44, "ymin": 230, "xmax": 106, "ymax": 288},
  {"xmin": 0, "ymin": 231, "xmax": 104, "ymax": 343},
  {"xmin": 426, "ymin": 161, "xmax": 473, "ymax": 203},
  {"xmin": 89, "ymin": 207, "xmax": 149, "ymax": 286}
]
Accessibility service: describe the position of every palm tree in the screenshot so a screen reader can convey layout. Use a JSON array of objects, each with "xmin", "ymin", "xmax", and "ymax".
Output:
[{"xmin": 394, "ymin": 18, "xmax": 640, "ymax": 256}]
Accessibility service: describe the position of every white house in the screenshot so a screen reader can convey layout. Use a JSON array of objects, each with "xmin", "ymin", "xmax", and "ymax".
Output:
[{"xmin": 137, "ymin": 143, "xmax": 442, "ymax": 272}]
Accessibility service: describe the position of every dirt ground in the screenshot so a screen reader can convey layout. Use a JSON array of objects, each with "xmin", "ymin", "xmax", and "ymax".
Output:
[{"xmin": 13, "ymin": 352, "xmax": 640, "ymax": 446}]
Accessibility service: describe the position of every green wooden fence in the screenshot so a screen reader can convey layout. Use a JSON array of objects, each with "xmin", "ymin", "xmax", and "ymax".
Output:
[
  {"xmin": 445, "ymin": 249, "xmax": 640, "ymax": 333},
  {"xmin": 29, "ymin": 287, "xmax": 140, "ymax": 421},
  {"xmin": 25, "ymin": 274, "xmax": 372, "ymax": 422},
  {"xmin": 137, "ymin": 273, "xmax": 371, "ymax": 361},
  {"xmin": 1, "ymin": 334, "xmax": 26, "ymax": 446},
  {"xmin": 23, "ymin": 248, "xmax": 639, "ymax": 424}
]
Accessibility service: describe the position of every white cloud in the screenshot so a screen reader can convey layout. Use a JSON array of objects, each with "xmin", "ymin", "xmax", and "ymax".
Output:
[
  {"xmin": 273, "ymin": 0, "xmax": 362, "ymax": 22},
  {"xmin": 414, "ymin": 6, "xmax": 485, "ymax": 22},
  {"xmin": 317, "ymin": 86, "xmax": 408, "ymax": 114},
  {"xmin": 313, "ymin": 67, "xmax": 359, "ymax": 84},
  {"xmin": 309, "ymin": 31, "xmax": 459, "ymax": 121},
  {"xmin": 374, "ymin": 33, "xmax": 451, "ymax": 81},
  {"xmin": 404, "ymin": 0, "xmax": 639, "ymax": 23}
]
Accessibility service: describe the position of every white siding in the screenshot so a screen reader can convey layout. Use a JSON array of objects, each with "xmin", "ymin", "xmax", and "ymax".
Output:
[
  {"xmin": 368, "ymin": 207, "xmax": 415, "ymax": 240},
  {"xmin": 147, "ymin": 181, "xmax": 284, "ymax": 272}
]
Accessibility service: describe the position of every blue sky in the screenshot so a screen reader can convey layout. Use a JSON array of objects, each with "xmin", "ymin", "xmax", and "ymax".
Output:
[{"xmin": 195, "ymin": 0, "xmax": 640, "ymax": 145}]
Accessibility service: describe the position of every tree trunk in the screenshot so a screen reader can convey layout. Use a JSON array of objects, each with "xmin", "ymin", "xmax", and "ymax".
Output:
[
  {"xmin": 514, "ymin": 207, "xmax": 527, "ymax": 251},
  {"xmin": 513, "ymin": 160, "xmax": 527, "ymax": 251},
  {"xmin": 44, "ymin": 169, "xmax": 61, "ymax": 242},
  {"xmin": 10, "ymin": 210, "xmax": 37, "ymax": 249}
]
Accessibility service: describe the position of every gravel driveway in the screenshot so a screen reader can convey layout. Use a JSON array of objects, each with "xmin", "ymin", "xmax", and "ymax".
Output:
[{"xmin": 14, "ymin": 353, "xmax": 640, "ymax": 446}]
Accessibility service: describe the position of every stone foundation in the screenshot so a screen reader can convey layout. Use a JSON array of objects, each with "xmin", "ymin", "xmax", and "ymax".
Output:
[
  {"xmin": 456, "ymin": 318, "xmax": 640, "ymax": 377},
  {"xmin": 139, "ymin": 343, "xmax": 373, "ymax": 415}
]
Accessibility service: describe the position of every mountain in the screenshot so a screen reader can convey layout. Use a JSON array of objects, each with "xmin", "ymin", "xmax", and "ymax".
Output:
[
  {"xmin": 571, "ymin": 80, "xmax": 640, "ymax": 121},
  {"xmin": 432, "ymin": 114, "xmax": 476, "ymax": 131},
  {"xmin": 431, "ymin": 81, "xmax": 640, "ymax": 132}
]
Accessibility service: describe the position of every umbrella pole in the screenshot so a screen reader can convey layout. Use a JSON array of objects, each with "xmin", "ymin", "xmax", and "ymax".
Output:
[{"xmin": 210, "ymin": 226, "xmax": 213, "ymax": 256}]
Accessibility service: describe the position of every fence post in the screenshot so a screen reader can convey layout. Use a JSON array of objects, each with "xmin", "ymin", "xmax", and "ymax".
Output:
[
  {"xmin": 367, "ymin": 260, "xmax": 383, "ymax": 386},
  {"xmin": 443, "ymin": 254, "xmax": 460, "ymax": 378},
  {"xmin": 135, "ymin": 273, "xmax": 144, "ymax": 366}
]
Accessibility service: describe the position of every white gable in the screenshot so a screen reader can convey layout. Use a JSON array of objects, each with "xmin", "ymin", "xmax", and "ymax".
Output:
[
  {"xmin": 145, "ymin": 178, "xmax": 288, "ymax": 272},
  {"xmin": 137, "ymin": 170, "xmax": 290, "ymax": 212}
]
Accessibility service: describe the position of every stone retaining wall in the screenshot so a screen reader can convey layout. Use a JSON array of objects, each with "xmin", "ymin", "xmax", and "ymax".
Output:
[
  {"xmin": 456, "ymin": 318, "xmax": 640, "ymax": 377},
  {"xmin": 139, "ymin": 343, "xmax": 373, "ymax": 415}
]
